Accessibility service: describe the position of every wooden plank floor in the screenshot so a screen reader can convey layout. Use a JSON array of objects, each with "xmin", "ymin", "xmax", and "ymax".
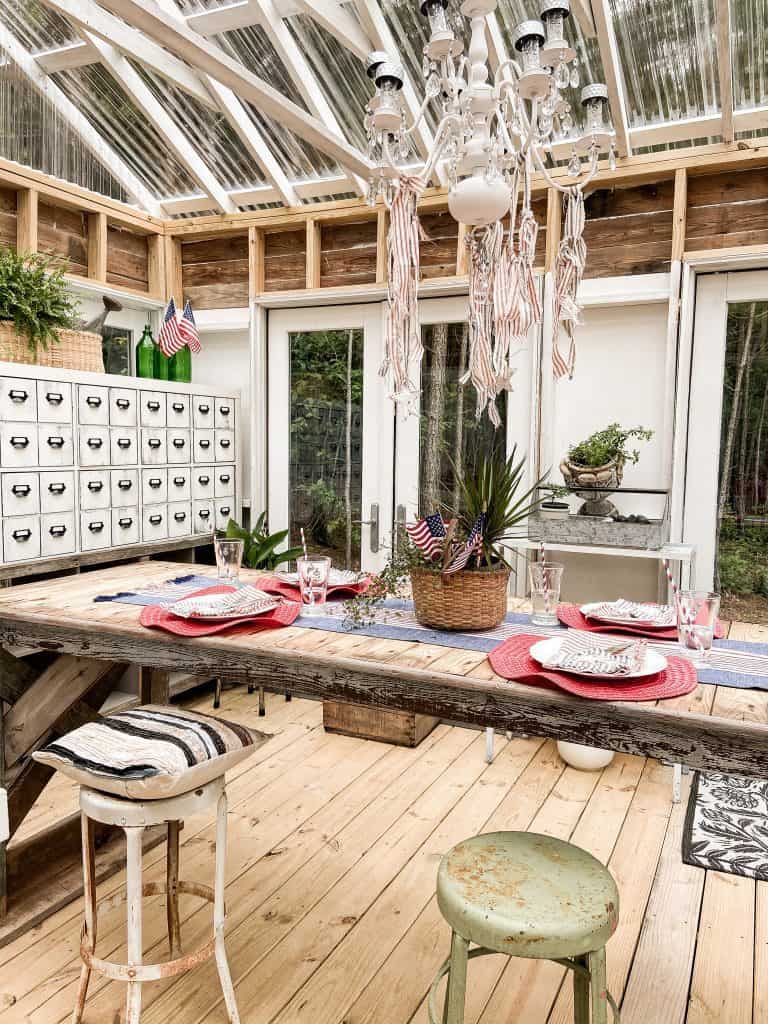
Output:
[{"xmin": 0, "ymin": 677, "xmax": 765, "ymax": 1023}]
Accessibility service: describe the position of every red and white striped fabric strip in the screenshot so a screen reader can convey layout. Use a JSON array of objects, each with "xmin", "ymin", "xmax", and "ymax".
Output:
[{"xmin": 552, "ymin": 188, "xmax": 587, "ymax": 381}]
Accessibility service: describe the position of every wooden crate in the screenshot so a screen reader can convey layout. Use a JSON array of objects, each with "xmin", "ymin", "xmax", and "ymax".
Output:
[{"xmin": 323, "ymin": 700, "xmax": 439, "ymax": 747}]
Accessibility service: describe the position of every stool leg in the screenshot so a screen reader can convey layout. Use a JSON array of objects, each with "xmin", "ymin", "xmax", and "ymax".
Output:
[
  {"xmin": 442, "ymin": 931, "xmax": 469, "ymax": 1024},
  {"xmin": 259, "ymin": 686, "xmax": 265, "ymax": 717},
  {"xmin": 125, "ymin": 826, "xmax": 145, "ymax": 1024},
  {"xmin": 214, "ymin": 790, "xmax": 240, "ymax": 1024},
  {"xmin": 573, "ymin": 955, "xmax": 590, "ymax": 1024},
  {"xmin": 588, "ymin": 947, "xmax": 608, "ymax": 1024},
  {"xmin": 213, "ymin": 678, "xmax": 223, "ymax": 710},
  {"xmin": 484, "ymin": 728, "xmax": 494, "ymax": 764},
  {"xmin": 166, "ymin": 821, "xmax": 182, "ymax": 958},
  {"xmin": 72, "ymin": 814, "xmax": 96, "ymax": 1024},
  {"xmin": 247, "ymin": 682, "xmax": 255, "ymax": 695}
]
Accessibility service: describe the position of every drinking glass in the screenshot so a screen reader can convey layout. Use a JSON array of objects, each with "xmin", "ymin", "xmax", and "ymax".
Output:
[
  {"xmin": 528, "ymin": 562, "xmax": 564, "ymax": 626},
  {"xmin": 297, "ymin": 556, "xmax": 331, "ymax": 615},
  {"xmin": 214, "ymin": 538, "xmax": 244, "ymax": 581},
  {"xmin": 676, "ymin": 590, "xmax": 720, "ymax": 668}
]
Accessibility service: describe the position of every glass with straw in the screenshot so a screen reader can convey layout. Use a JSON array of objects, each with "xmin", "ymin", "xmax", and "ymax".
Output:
[{"xmin": 529, "ymin": 548, "xmax": 564, "ymax": 627}]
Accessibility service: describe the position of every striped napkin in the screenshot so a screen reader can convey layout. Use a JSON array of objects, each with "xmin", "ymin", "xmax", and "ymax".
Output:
[
  {"xmin": 169, "ymin": 585, "xmax": 279, "ymax": 620},
  {"xmin": 542, "ymin": 632, "xmax": 648, "ymax": 676},
  {"xmin": 583, "ymin": 599, "xmax": 675, "ymax": 627}
]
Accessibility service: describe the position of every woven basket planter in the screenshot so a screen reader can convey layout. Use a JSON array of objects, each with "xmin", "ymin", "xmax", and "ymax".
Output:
[
  {"xmin": 0, "ymin": 322, "xmax": 104, "ymax": 373},
  {"xmin": 410, "ymin": 565, "xmax": 510, "ymax": 631}
]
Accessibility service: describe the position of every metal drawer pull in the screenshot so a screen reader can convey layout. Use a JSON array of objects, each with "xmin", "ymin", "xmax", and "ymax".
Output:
[
  {"xmin": 116, "ymin": 398, "xmax": 131, "ymax": 409},
  {"xmin": 149, "ymin": 478, "xmax": 162, "ymax": 488},
  {"xmin": 199, "ymin": 439, "xmax": 211, "ymax": 449},
  {"xmin": 87, "ymin": 437, "xmax": 103, "ymax": 449},
  {"xmin": 117, "ymin": 438, "xmax": 132, "ymax": 449},
  {"xmin": 86, "ymin": 395, "xmax": 102, "ymax": 407},
  {"xmin": 149, "ymin": 514, "xmax": 162, "ymax": 525},
  {"xmin": 47, "ymin": 436, "xmax": 65, "ymax": 448},
  {"xmin": 12, "ymin": 528, "xmax": 31, "ymax": 540},
  {"xmin": 172, "ymin": 438, "xmax": 186, "ymax": 448},
  {"xmin": 10, "ymin": 436, "xmax": 29, "ymax": 448},
  {"xmin": 174, "ymin": 511, "xmax": 186, "ymax": 522},
  {"xmin": 199, "ymin": 509, "xmax": 211, "ymax": 519},
  {"xmin": 148, "ymin": 438, "xmax": 162, "ymax": 449},
  {"xmin": 87, "ymin": 481, "xmax": 104, "ymax": 492},
  {"xmin": 46, "ymin": 392, "xmax": 63, "ymax": 404},
  {"xmin": 219, "ymin": 474, "xmax": 231, "ymax": 483},
  {"xmin": 118, "ymin": 517, "xmax": 133, "ymax": 528},
  {"xmin": 88, "ymin": 521, "xmax": 105, "ymax": 532},
  {"xmin": 220, "ymin": 506, "xmax": 231, "ymax": 516},
  {"xmin": 9, "ymin": 389, "xmax": 28, "ymax": 402},
  {"xmin": 49, "ymin": 525, "xmax": 67, "ymax": 537},
  {"xmin": 219, "ymin": 405, "xmax": 231, "ymax": 415},
  {"xmin": 198, "ymin": 403, "xmax": 210, "ymax": 414},
  {"xmin": 172, "ymin": 402, "xmax": 185, "ymax": 412},
  {"xmin": 48, "ymin": 482, "xmax": 66, "ymax": 494},
  {"xmin": 198, "ymin": 475, "xmax": 210, "ymax": 485},
  {"xmin": 219, "ymin": 438, "xmax": 231, "ymax": 448},
  {"xmin": 11, "ymin": 484, "xmax": 31, "ymax": 496},
  {"xmin": 173, "ymin": 476, "xmax": 185, "ymax": 486},
  {"xmin": 147, "ymin": 400, "xmax": 161, "ymax": 412},
  {"xmin": 118, "ymin": 479, "xmax": 132, "ymax": 490}
]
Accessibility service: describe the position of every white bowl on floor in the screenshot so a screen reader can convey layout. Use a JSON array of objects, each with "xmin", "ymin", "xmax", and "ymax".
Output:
[{"xmin": 557, "ymin": 741, "xmax": 615, "ymax": 772}]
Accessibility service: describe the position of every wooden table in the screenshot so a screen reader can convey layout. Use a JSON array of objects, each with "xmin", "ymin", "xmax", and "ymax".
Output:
[{"xmin": 0, "ymin": 560, "xmax": 766, "ymax": 941}]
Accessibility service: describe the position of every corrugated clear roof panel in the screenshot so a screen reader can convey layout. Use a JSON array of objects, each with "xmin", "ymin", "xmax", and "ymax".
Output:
[
  {"xmin": 0, "ymin": 0, "xmax": 77, "ymax": 53},
  {"xmin": 378, "ymin": 0, "xmax": 439, "ymax": 133},
  {"xmin": 732, "ymin": 0, "xmax": 768, "ymax": 110},
  {"xmin": 133, "ymin": 64, "xmax": 267, "ymax": 190},
  {"xmin": 52, "ymin": 65, "xmax": 197, "ymax": 196}
]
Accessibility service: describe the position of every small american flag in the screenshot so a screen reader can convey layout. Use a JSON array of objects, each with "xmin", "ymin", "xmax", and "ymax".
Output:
[
  {"xmin": 405, "ymin": 512, "xmax": 446, "ymax": 560},
  {"xmin": 158, "ymin": 298, "xmax": 184, "ymax": 357},
  {"xmin": 178, "ymin": 300, "xmax": 202, "ymax": 354},
  {"xmin": 443, "ymin": 513, "xmax": 486, "ymax": 575}
]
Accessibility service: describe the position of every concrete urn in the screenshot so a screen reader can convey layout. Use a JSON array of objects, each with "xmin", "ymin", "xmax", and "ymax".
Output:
[{"xmin": 559, "ymin": 456, "xmax": 624, "ymax": 517}]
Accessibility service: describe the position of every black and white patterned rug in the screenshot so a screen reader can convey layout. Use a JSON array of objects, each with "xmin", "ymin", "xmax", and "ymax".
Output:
[{"xmin": 683, "ymin": 772, "xmax": 768, "ymax": 880}]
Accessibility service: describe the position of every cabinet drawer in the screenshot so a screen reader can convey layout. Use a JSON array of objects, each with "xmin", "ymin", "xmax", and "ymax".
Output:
[
  {"xmin": 193, "ymin": 396, "xmax": 214, "ymax": 429},
  {"xmin": 141, "ymin": 428, "xmax": 167, "ymax": 465},
  {"xmin": 112, "ymin": 506, "xmax": 140, "ymax": 546},
  {"xmin": 193, "ymin": 499, "xmax": 214, "ymax": 533},
  {"xmin": 215, "ymin": 466, "xmax": 235, "ymax": 497},
  {"xmin": 109, "ymin": 388, "xmax": 138, "ymax": 426},
  {"xmin": 215, "ymin": 499, "xmax": 234, "ymax": 532},
  {"xmin": 0, "ymin": 378, "xmax": 36, "ymax": 422},
  {"xmin": 214, "ymin": 430, "xmax": 235, "ymax": 463},
  {"xmin": 1, "ymin": 472, "xmax": 40, "ymax": 517},
  {"xmin": 167, "ymin": 428, "xmax": 191, "ymax": 464},
  {"xmin": 139, "ymin": 391, "xmax": 166, "ymax": 427},
  {"xmin": 110, "ymin": 427, "xmax": 138, "ymax": 466},
  {"xmin": 77, "ymin": 385, "xmax": 109, "ymax": 425},
  {"xmin": 111, "ymin": 469, "xmax": 138, "ymax": 506},
  {"xmin": 1, "ymin": 424, "xmax": 38, "ymax": 468},
  {"xmin": 79, "ymin": 470, "xmax": 111, "ymax": 511},
  {"xmin": 40, "ymin": 471, "xmax": 75, "ymax": 513},
  {"xmin": 142, "ymin": 504, "xmax": 168, "ymax": 542},
  {"xmin": 193, "ymin": 429, "xmax": 214, "ymax": 462},
  {"xmin": 142, "ymin": 468, "xmax": 167, "ymax": 505},
  {"xmin": 80, "ymin": 512, "xmax": 111, "ymax": 551},
  {"xmin": 37, "ymin": 381, "xmax": 72, "ymax": 424},
  {"xmin": 79, "ymin": 426, "xmax": 110, "ymax": 467},
  {"xmin": 41, "ymin": 511, "xmax": 75, "ymax": 557},
  {"xmin": 168, "ymin": 468, "xmax": 191, "ymax": 501},
  {"xmin": 192, "ymin": 467, "xmax": 214, "ymax": 499},
  {"xmin": 214, "ymin": 398, "xmax": 234, "ymax": 429},
  {"xmin": 168, "ymin": 501, "xmax": 192, "ymax": 538},
  {"xmin": 39, "ymin": 425, "xmax": 74, "ymax": 467},
  {"xmin": 167, "ymin": 394, "xmax": 190, "ymax": 427},
  {"xmin": 3, "ymin": 516, "xmax": 40, "ymax": 562}
]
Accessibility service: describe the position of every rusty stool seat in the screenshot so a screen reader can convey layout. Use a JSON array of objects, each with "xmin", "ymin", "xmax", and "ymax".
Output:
[{"xmin": 429, "ymin": 831, "xmax": 620, "ymax": 1024}]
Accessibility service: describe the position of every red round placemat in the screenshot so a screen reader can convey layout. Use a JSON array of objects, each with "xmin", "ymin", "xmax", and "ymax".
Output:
[
  {"xmin": 252, "ymin": 575, "xmax": 371, "ymax": 602},
  {"xmin": 140, "ymin": 586, "xmax": 301, "ymax": 637},
  {"xmin": 488, "ymin": 634, "xmax": 697, "ymax": 701},
  {"xmin": 557, "ymin": 603, "xmax": 725, "ymax": 641}
]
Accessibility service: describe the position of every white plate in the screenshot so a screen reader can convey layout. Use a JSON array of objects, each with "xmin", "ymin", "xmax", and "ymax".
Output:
[
  {"xmin": 580, "ymin": 602, "xmax": 675, "ymax": 629},
  {"xmin": 275, "ymin": 568, "xmax": 365, "ymax": 588},
  {"xmin": 529, "ymin": 636, "xmax": 667, "ymax": 680},
  {"xmin": 170, "ymin": 587, "xmax": 280, "ymax": 620}
]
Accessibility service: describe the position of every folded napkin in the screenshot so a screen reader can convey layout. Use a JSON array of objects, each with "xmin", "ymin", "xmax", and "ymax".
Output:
[
  {"xmin": 558, "ymin": 603, "xmax": 726, "ymax": 641},
  {"xmin": 170, "ymin": 585, "xmax": 279, "ymax": 620},
  {"xmin": 583, "ymin": 599, "xmax": 675, "ymax": 627},
  {"xmin": 140, "ymin": 586, "xmax": 301, "ymax": 637},
  {"xmin": 542, "ymin": 632, "xmax": 647, "ymax": 676}
]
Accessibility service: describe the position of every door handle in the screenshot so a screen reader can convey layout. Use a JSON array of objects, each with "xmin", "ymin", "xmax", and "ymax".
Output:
[
  {"xmin": 352, "ymin": 502, "xmax": 379, "ymax": 554},
  {"xmin": 395, "ymin": 504, "xmax": 407, "ymax": 552}
]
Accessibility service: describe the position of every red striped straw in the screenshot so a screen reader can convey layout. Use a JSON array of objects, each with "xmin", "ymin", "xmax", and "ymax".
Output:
[
  {"xmin": 539, "ymin": 542, "xmax": 551, "ymax": 614},
  {"xmin": 664, "ymin": 558, "xmax": 702, "ymax": 652},
  {"xmin": 300, "ymin": 527, "xmax": 308, "ymax": 561}
]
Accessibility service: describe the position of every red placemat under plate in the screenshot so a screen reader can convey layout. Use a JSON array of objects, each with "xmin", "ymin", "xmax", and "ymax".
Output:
[
  {"xmin": 252, "ymin": 575, "xmax": 371, "ymax": 603},
  {"xmin": 556, "ymin": 603, "xmax": 725, "ymax": 641},
  {"xmin": 488, "ymin": 634, "xmax": 697, "ymax": 701},
  {"xmin": 140, "ymin": 586, "xmax": 301, "ymax": 637}
]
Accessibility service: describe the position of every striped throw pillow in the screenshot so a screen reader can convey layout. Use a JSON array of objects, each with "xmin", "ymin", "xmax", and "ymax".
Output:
[{"xmin": 33, "ymin": 705, "xmax": 268, "ymax": 800}]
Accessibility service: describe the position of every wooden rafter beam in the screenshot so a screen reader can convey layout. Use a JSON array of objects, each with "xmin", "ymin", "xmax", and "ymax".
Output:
[
  {"xmin": 35, "ymin": 39, "xmax": 99, "ymax": 73},
  {"xmin": 185, "ymin": 0, "xmax": 261, "ymax": 35},
  {"xmin": 570, "ymin": 0, "xmax": 596, "ymax": 37},
  {"xmin": 0, "ymin": 20, "xmax": 163, "ymax": 216},
  {"xmin": 291, "ymin": 0, "xmax": 372, "ymax": 62},
  {"xmin": 590, "ymin": 0, "xmax": 631, "ymax": 158},
  {"xmin": 716, "ymin": 0, "xmax": 734, "ymax": 143}
]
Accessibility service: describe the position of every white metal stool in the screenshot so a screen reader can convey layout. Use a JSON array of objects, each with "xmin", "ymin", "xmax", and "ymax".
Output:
[{"xmin": 73, "ymin": 775, "xmax": 239, "ymax": 1024}]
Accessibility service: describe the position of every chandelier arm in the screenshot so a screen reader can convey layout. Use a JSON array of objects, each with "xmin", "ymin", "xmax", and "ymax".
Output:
[
  {"xmin": 403, "ymin": 91, "xmax": 436, "ymax": 137},
  {"xmin": 529, "ymin": 141, "xmax": 600, "ymax": 193},
  {"xmin": 419, "ymin": 113, "xmax": 463, "ymax": 183},
  {"xmin": 494, "ymin": 58, "xmax": 523, "ymax": 87}
]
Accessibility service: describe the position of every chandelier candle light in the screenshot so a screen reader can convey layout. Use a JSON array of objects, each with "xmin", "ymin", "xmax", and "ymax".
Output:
[{"xmin": 365, "ymin": 0, "xmax": 616, "ymax": 419}]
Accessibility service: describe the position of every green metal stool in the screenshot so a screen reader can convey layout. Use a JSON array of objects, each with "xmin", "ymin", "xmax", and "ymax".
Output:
[{"xmin": 429, "ymin": 832, "xmax": 620, "ymax": 1023}]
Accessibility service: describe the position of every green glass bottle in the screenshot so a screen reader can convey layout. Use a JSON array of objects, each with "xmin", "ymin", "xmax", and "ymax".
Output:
[
  {"xmin": 169, "ymin": 344, "xmax": 192, "ymax": 383},
  {"xmin": 154, "ymin": 341, "xmax": 170, "ymax": 381},
  {"xmin": 135, "ymin": 325, "xmax": 155, "ymax": 379}
]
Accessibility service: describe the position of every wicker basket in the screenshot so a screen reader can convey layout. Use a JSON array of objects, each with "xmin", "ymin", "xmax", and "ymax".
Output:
[
  {"xmin": 410, "ymin": 565, "xmax": 510, "ymax": 631},
  {"xmin": 0, "ymin": 322, "xmax": 104, "ymax": 373}
]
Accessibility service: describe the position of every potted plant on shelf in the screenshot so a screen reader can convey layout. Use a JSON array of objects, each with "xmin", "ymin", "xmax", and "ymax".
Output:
[
  {"xmin": 539, "ymin": 484, "xmax": 570, "ymax": 520},
  {"xmin": 560, "ymin": 422, "xmax": 653, "ymax": 516}
]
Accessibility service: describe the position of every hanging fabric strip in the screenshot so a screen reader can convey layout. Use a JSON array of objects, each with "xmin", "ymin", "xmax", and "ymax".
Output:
[
  {"xmin": 462, "ymin": 222, "xmax": 504, "ymax": 426},
  {"xmin": 380, "ymin": 175, "xmax": 426, "ymax": 410},
  {"xmin": 552, "ymin": 187, "xmax": 587, "ymax": 380}
]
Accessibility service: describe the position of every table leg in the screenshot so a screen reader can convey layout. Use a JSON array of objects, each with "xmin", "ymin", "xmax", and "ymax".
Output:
[
  {"xmin": 672, "ymin": 763, "xmax": 682, "ymax": 804},
  {"xmin": 139, "ymin": 667, "xmax": 170, "ymax": 705},
  {"xmin": 485, "ymin": 728, "xmax": 494, "ymax": 764}
]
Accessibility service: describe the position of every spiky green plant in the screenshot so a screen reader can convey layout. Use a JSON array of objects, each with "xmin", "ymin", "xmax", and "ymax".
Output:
[{"xmin": 224, "ymin": 513, "xmax": 304, "ymax": 571}]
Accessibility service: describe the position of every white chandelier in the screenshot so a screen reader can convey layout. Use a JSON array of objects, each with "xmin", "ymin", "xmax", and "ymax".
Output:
[{"xmin": 364, "ymin": 0, "xmax": 616, "ymax": 221}]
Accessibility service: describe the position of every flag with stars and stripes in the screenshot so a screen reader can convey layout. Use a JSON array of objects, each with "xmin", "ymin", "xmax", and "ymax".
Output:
[
  {"xmin": 405, "ymin": 512, "xmax": 446, "ymax": 560},
  {"xmin": 443, "ymin": 513, "xmax": 486, "ymax": 575},
  {"xmin": 158, "ymin": 297, "xmax": 184, "ymax": 357},
  {"xmin": 178, "ymin": 300, "xmax": 202, "ymax": 354}
]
